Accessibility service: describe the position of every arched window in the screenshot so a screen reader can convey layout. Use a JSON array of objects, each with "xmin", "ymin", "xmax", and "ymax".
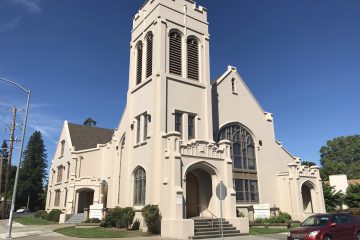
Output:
[
  {"xmin": 187, "ymin": 37, "xmax": 199, "ymax": 80},
  {"xmin": 133, "ymin": 167, "xmax": 146, "ymax": 205},
  {"xmin": 218, "ymin": 124, "xmax": 258, "ymax": 204},
  {"xmin": 219, "ymin": 124, "xmax": 256, "ymax": 170},
  {"xmin": 136, "ymin": 42, "xmax": 143, "ymax": 85},
  {"xmin": 117, "ymin": 134, "xmax": 125, "ymax": 204},
  {"xmin": 146, "ymin": 33, "xmax": 153, "ymax": 78},
  {"xmin": 169, "ymin": 31, "xmax": 182, "ymax": 76}
]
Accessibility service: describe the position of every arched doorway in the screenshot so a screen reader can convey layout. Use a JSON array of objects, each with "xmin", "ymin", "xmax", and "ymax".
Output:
[
  {"xmin": 302, "ymin": 182, "xmax": 314, "ymax": 213},
  {"xmin": 186, "ymin": 167, "xmax": 214, "ymax": 218},
  {"xmin": 77, "ymin": 189, "xmax": 94, "ymax": 213}
]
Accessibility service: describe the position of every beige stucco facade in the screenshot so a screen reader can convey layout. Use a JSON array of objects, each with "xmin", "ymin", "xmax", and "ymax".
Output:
[{"xmin": 46, "ymin": 0, "xmax": 326, "ymax": 239}]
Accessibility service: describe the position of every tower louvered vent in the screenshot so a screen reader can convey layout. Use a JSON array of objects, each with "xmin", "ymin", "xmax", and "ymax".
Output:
[
  {"xmin": 187, "ymin": 38, "xmax": 199, "ymax": 80},
  {"xmin": 169, "ymin": 32, "xmax": 182, "ymax": 76},
  {"xmin": 136, "ymin": 43, "xmax": 143, "ymax": 85},
  {"xmin": 146, "ymin": 34, "xmax": 153, "ymax": 78}
]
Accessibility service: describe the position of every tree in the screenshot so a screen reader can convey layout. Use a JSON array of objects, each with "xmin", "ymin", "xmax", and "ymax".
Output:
[
  {"xmin": 301, "ymin": 161, "xmax": 316, "ymax": 167},
  {"xmin": 344, "ymin": 183, "xmax": 360, "ymax": 208},
  {"xmin": 83, "ymin": 118, "xmax": 97, "ymax": 127},
  {"xmin": 320, "ymin": 135, "xmax": 360, "ymax": 180},
  {"xmin": 322, "ymin": 183, "xmax": 344, "ymax": 212},
  {"xmin": 16, "ymin": 131, "xmax": 47, "ymax": 211}
]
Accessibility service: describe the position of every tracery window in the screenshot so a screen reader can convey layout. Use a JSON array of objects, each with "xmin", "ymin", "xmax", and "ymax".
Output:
[
  {"xmin": 136, "ymin": 42, "xmax": 143, "ymax": 85},
  {"xmin": 169, "ymin": 31, "xmax": 182, "ymax": 76},
  {"xmin": 218, "ymin": 124, "xmax": 256, "ymax": 170},
  {"xmin": 187, "ymin": 38, "xmax": 199, "ymax": 80},
  {"xmin": 133, "ymin": 167, "xmax": 146, "ymax": 205},
  {"xmin": 219, "ymin": 124, "xmax": 259, "ymax": 204}
]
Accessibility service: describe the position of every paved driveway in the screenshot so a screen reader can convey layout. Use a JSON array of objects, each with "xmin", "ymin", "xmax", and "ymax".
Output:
[{"xmin": 0, "ymin": 220, "xmax": 287, "ymax": 240}]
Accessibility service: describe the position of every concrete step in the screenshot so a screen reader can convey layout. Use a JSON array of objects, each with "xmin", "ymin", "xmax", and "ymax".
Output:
[
  {"xmin": 65, "ymin": 213, "xmax": 85, "ymax": 224},
  {"xmin": 195, "ymin": 222, "xmax": 230, "ymax": 226},
  {"xmin": 195, "ymin": 230, "xmax": 240, "ymax": 236},
  {"xmin": 190, "ymin": 218, "xmax": 242, "ymax": 239},
  {"xmin": 190, "ymin": 232, "xmax": 242, "ymax": 239},
  {"xmin": 195, "ymin": 226, "xmax": 236, "ymax": 232}
]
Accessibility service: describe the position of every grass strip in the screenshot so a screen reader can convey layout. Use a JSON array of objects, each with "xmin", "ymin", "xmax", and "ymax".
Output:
[
  {"xmin": 54, "ymin": 226, "xmax": 145, "ymax": 238},
  {"xmin": 15, "ymin": 217, "xmax": 56, "ymax": 225},
  {"xmin": 250, "ymin": 227, "xmax": 289, "ymax": 235}
]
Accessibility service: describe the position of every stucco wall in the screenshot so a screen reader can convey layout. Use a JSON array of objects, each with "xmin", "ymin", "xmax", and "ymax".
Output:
[{"xmin": 213, "ymin": 68, "xmax": 296, "ymax": 208}]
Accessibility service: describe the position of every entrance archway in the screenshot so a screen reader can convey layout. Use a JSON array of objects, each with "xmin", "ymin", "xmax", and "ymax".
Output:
[
  {"xmin": 77, "ymin": 189, "xmax": 94, "ymax": 213},
  {"xmin": 302, "ymin": 182, "xmax": 314, "ymax": 213},
  {"xmin": 185, "ymin": 165, "xmax": 216, "ymax": 218}
]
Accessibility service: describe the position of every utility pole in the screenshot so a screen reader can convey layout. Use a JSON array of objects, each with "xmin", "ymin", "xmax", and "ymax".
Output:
[
  {"xmin": 1, "ymin": 107, "xmax": 16, "ymax": 219},
  {"xmin": 0, "ymin": 154, "xmax": 3, "ymax": 194}
]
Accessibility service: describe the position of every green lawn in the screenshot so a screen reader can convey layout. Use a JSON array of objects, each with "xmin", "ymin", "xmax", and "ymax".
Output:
[
  {"xmin": 15, "ymin": 217, "xmax": 56, "ymax": 225},
  {"xmin": 54, "ymin": 226, "xmax": 146, "ymax": 238},
  {"xmin": 250, "ymin": 227, "xmax": 289, "ymax": 235}
]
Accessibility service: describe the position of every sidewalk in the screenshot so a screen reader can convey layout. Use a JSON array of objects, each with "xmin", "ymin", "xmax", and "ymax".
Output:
[{"xmin": 0, "ymin": 220, "xmax": 286, "ymax": 240}]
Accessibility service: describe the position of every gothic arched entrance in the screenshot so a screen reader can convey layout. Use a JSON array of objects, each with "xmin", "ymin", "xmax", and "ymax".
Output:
[
  {"xmin": 185, "ymin": 164, "xmax": 217, "ymax": 219},
  {"xmin": 302, "ymin": 182, "xmax": 314, "ymax": 213}
]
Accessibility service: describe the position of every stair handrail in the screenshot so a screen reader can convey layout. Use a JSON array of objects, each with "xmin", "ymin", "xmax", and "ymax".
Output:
[{"xmin": 193, "ymin": 204, "xmax": 220, "ymax": 231}]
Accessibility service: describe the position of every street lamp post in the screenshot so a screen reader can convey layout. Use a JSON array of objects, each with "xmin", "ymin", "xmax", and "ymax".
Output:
[{"xmin": 0, "ymin": 77, "xmax": 31, "ymax": 240}]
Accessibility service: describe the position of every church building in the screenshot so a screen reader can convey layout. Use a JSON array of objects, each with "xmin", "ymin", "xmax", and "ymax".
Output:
[{"xmin": 46, "ymin": 0, "xmax": 326, "ymax": 239}]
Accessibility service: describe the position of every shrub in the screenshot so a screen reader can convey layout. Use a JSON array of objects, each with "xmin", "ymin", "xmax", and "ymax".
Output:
[
  {"xmin": 121, "ymin": 207, "xmax": 135, "ymax": 229},
  {"xmin": 344, "ymin": 184, "xmax": 360, "ymax": 208},
  {"xmin": 142, "ymin": 205, "xmax": 161, "ymax": 234},
  {"xmin": 236, "ymin": 209, "xmax": 245, "ymax": 218},
  {"xmin": 34, "ymin": 210, "xmax": 47, "ymax": 219},
  {"xmin": 85, "ymin": 218, "xmax": 101, "ymax": 223},
  {"xmin": 101, "ymin": 207, "xmax": 123, "ymax": 228},
  {"xmin": 100, "ymin": 207, "xmax": 135, "ymax": 229},
  {"xmin": 47, "ymin": 209, "xmax": 62, "ymax": 222}
]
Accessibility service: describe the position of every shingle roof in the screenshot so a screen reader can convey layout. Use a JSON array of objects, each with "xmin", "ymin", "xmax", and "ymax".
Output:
[{"xmin": 67, "ymin": 123, "xmax": 114, "ymax": 151}]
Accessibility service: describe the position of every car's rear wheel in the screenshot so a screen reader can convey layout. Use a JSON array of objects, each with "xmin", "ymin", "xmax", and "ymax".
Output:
[
  {"xmin": 323, "ymin": 235, "xmax": 332, "ymax": 240},
  {"xmin": 357, "ymin": 232, "xmax": 360, "ymax": 240}
]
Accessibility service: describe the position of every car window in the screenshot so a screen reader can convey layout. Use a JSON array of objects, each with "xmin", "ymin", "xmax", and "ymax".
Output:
[
  {"xmin": 301, "ymin": 216, "xmax": 330, "ymax": 226},
  {"xmin": 332, "ymin": 215, "xmax": 342, "ymax": 224},
  {"xmin": 333, "ymin": 214, "xmax": 352, "ymax": 224},
  {"xmin": 340, "ymin": 214, "xmax": 352, "ymax": 224}
]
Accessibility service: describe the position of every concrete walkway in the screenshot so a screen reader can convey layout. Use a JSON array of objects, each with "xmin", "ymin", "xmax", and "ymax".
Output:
[{"xmin": 0, "ymin": 220, "xmax": 287, "ymax": 240}]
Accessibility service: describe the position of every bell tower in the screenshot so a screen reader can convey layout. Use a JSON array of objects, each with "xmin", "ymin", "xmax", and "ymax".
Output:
[{"xmin": 127, "ymin": 0, "xmax": 213, "ymax": 141}]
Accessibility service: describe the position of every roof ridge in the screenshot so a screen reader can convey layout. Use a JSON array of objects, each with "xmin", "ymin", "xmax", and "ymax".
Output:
[{"xmin": 67, "ymin": 122, "xmax": 114, "ymax": 131}]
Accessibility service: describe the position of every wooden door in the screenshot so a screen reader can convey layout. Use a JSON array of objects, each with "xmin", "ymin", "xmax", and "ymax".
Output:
[{"xmin": 186, "ymin": 172, "xmax": 199, "ymax": 218}]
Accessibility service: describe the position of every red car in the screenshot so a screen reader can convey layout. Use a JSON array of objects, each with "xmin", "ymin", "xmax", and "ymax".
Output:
[{"xmin": 288, "ymin": 213, "xmax": 360, "ymax": 240}]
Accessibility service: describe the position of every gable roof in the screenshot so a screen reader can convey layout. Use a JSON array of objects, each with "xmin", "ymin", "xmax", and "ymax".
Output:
[
  {"xmin": 212, "ymin": 65, "xmax": 266, "ymax": 113},
  {"xmin": 67, "ymin": 123, "xmax": 114, "ymax": 151}
]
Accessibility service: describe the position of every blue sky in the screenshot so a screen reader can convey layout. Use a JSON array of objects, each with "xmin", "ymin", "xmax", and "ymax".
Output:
[{"xmin": 0, "ymin": 0, "xmax": 359, "ymax": 169}]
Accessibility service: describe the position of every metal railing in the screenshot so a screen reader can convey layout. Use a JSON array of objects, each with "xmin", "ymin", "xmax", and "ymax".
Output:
[{"xmin": 188, "ymin": 204, "xmax": 220, "ymax": 230}]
